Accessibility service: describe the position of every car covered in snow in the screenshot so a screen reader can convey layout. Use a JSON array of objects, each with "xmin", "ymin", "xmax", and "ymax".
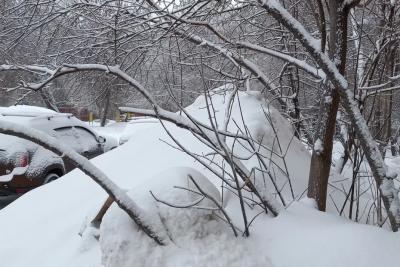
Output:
[
  {"xmin": 118, "ymin": 117, "xmax": 158, "ymax": 145},
  {"xmin": 0, "ymin": 107, "xmax": 106, "ymax": 197}
]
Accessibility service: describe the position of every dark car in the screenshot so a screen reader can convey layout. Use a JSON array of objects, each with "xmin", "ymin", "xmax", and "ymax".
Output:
[{"xmin": 0, "ymin": 107, "xmax": 106, "ymax": 197}]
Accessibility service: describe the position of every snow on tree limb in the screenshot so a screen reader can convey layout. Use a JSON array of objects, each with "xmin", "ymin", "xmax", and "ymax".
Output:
[
  {"xmin": 260, "ymin": 0, "xmax": 400, "ymax": 230},
  {"xmin": 236, "ymin": 41, "xmax": 326, "ymax": 80},
  {"xmin": 0, "ymin": 64, "xmax": 55, "ymax": 75},
  {"xmin": 0, "ymin": 120, "xmax": 167, "ymax": 245}
]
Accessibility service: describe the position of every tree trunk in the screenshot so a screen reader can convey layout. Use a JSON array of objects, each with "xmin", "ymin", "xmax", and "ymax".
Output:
[
  {"xmin": 308, "ymin": 0, "xmax": 349, "ymax": 211},
  {"xmin": 100, "ymin": 88, "xmax": 111, "ymax": 127},
  {"xmin": 39, "ymin": 86, "xmax": 60, "ymax": 112}
]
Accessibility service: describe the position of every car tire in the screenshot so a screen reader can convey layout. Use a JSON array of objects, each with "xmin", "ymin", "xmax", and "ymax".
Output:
[{"xmin": 44, "ymin": 173, "xmax": 60, "ymax": 184}]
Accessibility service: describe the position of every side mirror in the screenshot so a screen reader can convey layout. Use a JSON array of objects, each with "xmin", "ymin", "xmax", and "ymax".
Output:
[{"xmin": 98, "ymin": 136, "xmax": 106, "ymax": 144}]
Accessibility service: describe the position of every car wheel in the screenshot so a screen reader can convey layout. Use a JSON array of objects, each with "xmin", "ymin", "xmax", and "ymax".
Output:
[{"xmin": 44, "ymin": 173, "xmax": 60, "ymax": 184}]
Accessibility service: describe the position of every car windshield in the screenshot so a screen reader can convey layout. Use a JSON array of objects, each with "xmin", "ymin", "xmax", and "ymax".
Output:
[{"xmin": 54, "ymin": 127, "xmax": 98, "ymax": 153}]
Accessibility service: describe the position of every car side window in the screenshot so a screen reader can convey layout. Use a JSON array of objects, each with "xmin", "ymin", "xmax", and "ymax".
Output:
[
  {"xmin": 54, "ymin": 127, "xmax": 80, "ymax": 151},
  {"xmin": 73, "ymin": 127, "xmax": 99, "ymax": 153}
]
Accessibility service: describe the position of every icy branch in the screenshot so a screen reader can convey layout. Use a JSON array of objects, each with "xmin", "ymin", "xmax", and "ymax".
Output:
[
  {"xmin": 0, "ymin": 64, "xmax": 55, "ymax": 75},
  {"xmin": 236, "ymin": 41, "xmax": 326, "ymax": 80}
]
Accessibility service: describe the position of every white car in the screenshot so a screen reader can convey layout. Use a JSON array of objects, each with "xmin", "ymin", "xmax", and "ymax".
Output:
[{"xmin": 118, "ymin": 117, "xmax": 158, "ymax": 145}]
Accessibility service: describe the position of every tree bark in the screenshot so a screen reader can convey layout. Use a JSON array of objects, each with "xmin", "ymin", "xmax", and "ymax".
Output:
[{"xmin": 307, "ymin": 0, "xmax": 349, "ymax": 211}]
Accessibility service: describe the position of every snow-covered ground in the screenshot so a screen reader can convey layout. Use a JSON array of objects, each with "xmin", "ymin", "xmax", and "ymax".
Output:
[{"xmin": 1, "ymin": 89, "xmax": 400, "ymax": 267}]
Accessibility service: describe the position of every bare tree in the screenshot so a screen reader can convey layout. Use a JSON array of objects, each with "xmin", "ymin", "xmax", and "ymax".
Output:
[{"xmin": 2, "ymin": 0, "xmax": 400, "ymax": 232}]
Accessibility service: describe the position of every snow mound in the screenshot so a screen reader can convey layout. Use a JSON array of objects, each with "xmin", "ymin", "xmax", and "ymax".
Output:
[
  {"xmin": 262, "ymin": 201, "xmax": 400, "ymax": 267},
  {"xmin": 4, "ymin": 87, "xmax": 396, "ymax": 267},
  {"xmin": 186, "ymin": 86, "xmax": 310, "ymax": 198},
  {"xmin": 100, "ymin": 167, "xmax": 272, "ymax": 267}
]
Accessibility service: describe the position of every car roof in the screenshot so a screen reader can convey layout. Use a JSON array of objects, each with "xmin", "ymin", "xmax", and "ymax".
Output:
[
  {"xmin": 0, "ymin": 105, "xmax": 57, "ymax": 115},
  {"xmin": 0, "ymin": 111, "xmax": 94, "ymax": 135}
]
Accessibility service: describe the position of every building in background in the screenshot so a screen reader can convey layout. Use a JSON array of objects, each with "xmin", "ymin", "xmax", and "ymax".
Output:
[{"xmin": 59, "ymin": 107, "xmax": 90, "ymax": 121}]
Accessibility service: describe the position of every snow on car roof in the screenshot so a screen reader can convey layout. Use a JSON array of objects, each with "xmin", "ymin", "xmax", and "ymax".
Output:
[
  {"xmin": 0, "ymin": 105, "xmax": 57, "ymax": 115},
  {"xmin": 0, "ymin": 105, "xmax": 62, "ymax": 126},
  {"xmin": 0, "ymin": 107, "xmax": 90, "ymax": 134}
]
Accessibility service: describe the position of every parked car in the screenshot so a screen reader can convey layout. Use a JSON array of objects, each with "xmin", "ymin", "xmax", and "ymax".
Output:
[
  {"xmin": 0, "ymin": 108, "xmax": 106, "ymax": 197},
  {"xmin": 88, "ymin": 123, "xmax": 122, "ymax": 151},
  {"xmin": 118, "ymin": 117, "xmax": 158, "ymax": 145}
]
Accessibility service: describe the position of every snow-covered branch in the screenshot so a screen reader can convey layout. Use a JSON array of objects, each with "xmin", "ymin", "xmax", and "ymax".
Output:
[
  {"xmin": 0, "ymin": 64, "xmax": 55, "ymax": 75},
  {"xmin": 236, "ymin": 41, "xmax": 326, "ymax": 80}
]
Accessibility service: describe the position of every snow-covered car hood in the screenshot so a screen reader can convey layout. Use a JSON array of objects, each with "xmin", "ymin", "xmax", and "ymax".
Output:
[{"xmin": 118, "ymin": 118, "xmax": 158, "ymax": 145}]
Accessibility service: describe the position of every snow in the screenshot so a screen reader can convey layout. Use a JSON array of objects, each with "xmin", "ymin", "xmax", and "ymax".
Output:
[
  {"xmin": 260, "ymin": 201, "xmax": 400, "ymax": 267},
  {"xmin": 0, "ymin": 105, "xmax": 57, "ymax": 115},
  {"xmin": 1, "ymin": 88, "xmax": 400, "ymax": 266},
  {"xmin": 0, "ymin": 109, "xmax": 103, "ymax": 180},
  {"xmin": 85, "ymin": 120, "xmax": 116, "ymax": 128},
  {"xmin": 313, "ymin": 138, "xmax": 323, "ymax": 154},
  {"xmin": 99, "ymin": 167, "xmax": 272, "ymax": 267},
  {"xmin": 0, "ymin": 166, "xmax": 28, "ymax": 182},
  {"xmin": 55, "ymin": 127, "xmax": 99, "ymax": 154},
  {"xmin": 89, "ymin": 119, "xmax": 158, "ymax": 149}
]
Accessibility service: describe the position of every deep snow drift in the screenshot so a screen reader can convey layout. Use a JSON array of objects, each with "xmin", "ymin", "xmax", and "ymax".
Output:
[{"xmin": 0, "ymin": 87, "xmax": 400, "ymax": 267}]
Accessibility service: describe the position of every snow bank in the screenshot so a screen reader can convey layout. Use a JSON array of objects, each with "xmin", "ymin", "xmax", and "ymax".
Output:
[
  {"xmin": 100, "ymin": 167, "xmax": 273, "ymax": 267},
  {"xmin": 259, "ymin": 201, "xmax": 400, "ymax": 267},
  {"xmin": 186, "ymin": 86, "xmax": 310, "ymax": 199},
  {"xmin": 0, "ymin": 87, "xmax": 399, "ymax": 267}
]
